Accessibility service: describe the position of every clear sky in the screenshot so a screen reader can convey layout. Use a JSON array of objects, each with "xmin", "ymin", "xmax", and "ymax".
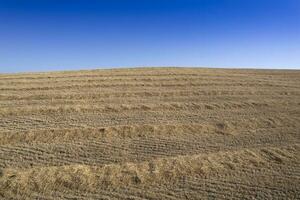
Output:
[{"xmin": 0, "ymin": 0, "xmax": 299, "ymax": 73}]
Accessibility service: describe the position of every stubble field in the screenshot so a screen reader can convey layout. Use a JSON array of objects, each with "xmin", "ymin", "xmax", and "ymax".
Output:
[{"xmin": 0, "ymin": 67, "xmax": 299, "ymax": 199}]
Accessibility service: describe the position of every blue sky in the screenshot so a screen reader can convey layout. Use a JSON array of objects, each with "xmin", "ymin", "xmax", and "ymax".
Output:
[{"xmin": 0, "ymin": 0, "xmax": 299, "ymax": 73}]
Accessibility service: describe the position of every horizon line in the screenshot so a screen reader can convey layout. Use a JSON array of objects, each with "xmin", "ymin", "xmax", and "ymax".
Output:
[{"xmin": 1, "ymin": 65, "xmax": 300, "ymax": 75}]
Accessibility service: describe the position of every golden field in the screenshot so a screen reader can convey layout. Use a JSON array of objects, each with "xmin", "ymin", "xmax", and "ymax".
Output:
[{"xmin": 0, "ymin": 67, "xmax": 299, "ymax": 199}]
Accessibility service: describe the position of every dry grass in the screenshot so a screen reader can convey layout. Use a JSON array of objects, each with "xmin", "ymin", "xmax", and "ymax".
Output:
[{"xmin": 0, "ymin": 67, "xmax": 299, "ymax": 199}]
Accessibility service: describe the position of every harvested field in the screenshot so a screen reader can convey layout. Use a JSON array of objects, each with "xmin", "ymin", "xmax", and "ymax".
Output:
[{"xmin": 0, "ymin": 67, "xmax": 299, "ymax": 199}]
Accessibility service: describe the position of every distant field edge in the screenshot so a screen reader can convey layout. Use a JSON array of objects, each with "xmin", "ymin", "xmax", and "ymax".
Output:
[{"xmin": 1, "ymin": 66, "xmax": 299, "ymax": 76}]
